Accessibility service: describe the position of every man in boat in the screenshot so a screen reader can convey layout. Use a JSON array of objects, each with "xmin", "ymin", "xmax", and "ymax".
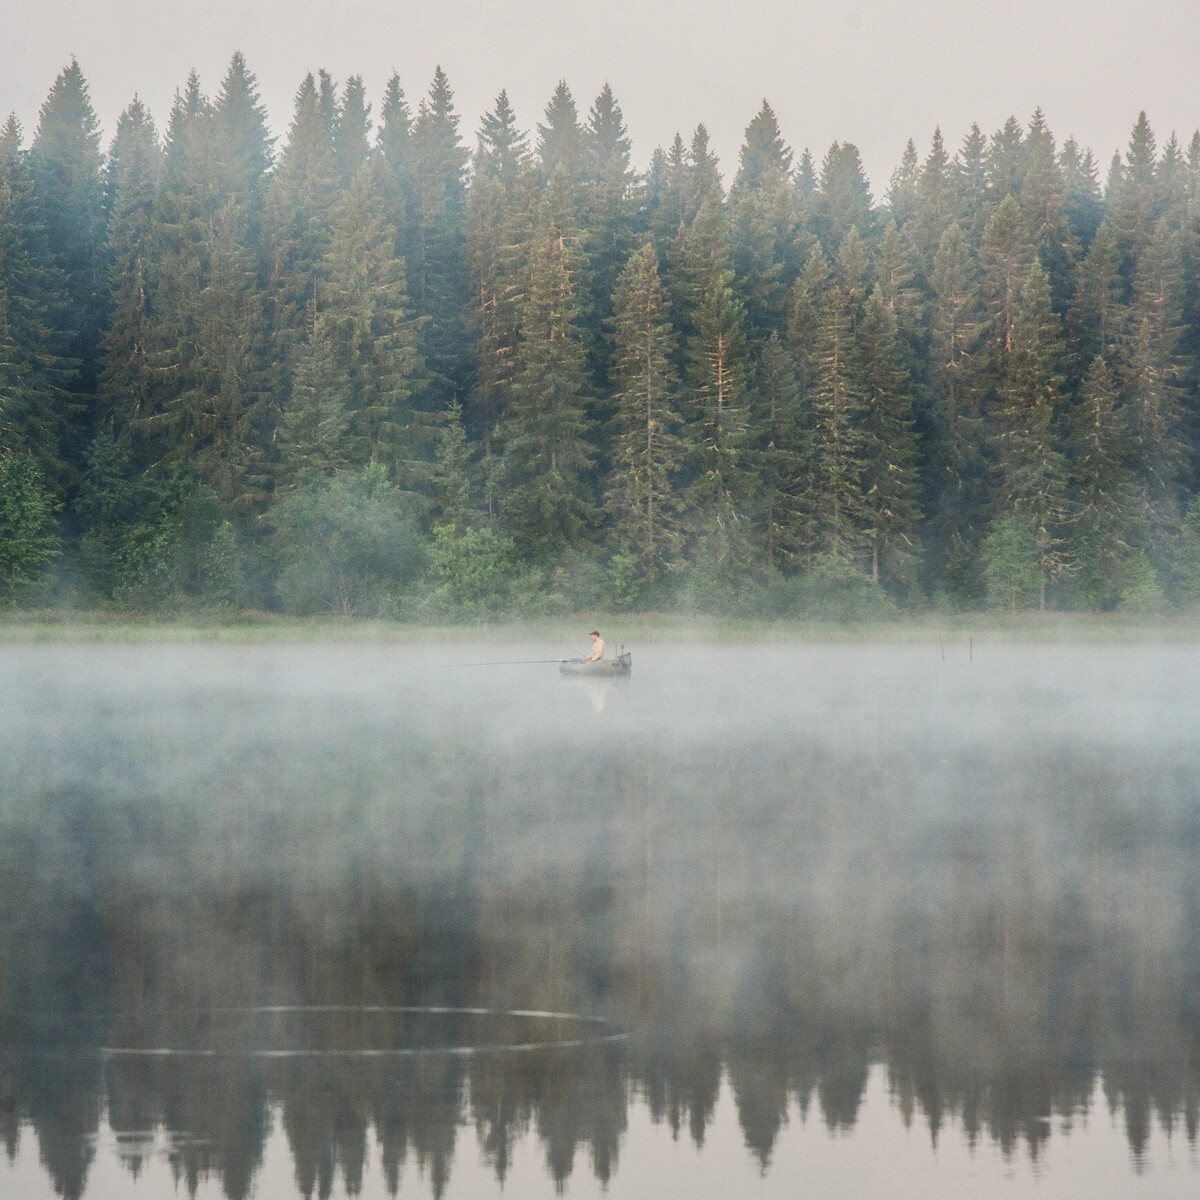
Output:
[{"xmin": 582, "ymin": 630, "xmax": 604, "ymax": 663}]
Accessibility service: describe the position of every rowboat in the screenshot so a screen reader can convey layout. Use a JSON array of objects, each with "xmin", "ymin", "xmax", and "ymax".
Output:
[{"xmin": 560, "ymin": 651, "xmax": 632, "ymax": 677}]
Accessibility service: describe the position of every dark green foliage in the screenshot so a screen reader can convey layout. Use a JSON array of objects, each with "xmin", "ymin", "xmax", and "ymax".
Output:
[
  {"xmin": 605, "ymin": 243, "xmax": 683, "ymax": 578},
  {"xmin": 683, "ymin": 270, "xmax": 755, "ymax": 563},
  {"xmin": 0, "ymin": 451, "xmax": 59, "ymax": 597},
  {"xmin": 28, "ymin": 60, "xmax": 105, "ymax": 447},
  {"xmin": 537, "ymin": 82, "xmax": 586, "ymax": 185},
  {"xmin": 424, "ymin": 522, "xmax": 525, "ymax": 617},
  {"xmin": 494, "ymin": 206, "xmax": 595, "ymax": 560},
  {"xmin": 769, "ymin": 553, "xmax": 898, "ymax": 621},
  {"xmin": 8, "ymin": 62, "xmax": 1200, "ymax": 616},
  {"xmin": 1174, "ymin": 495, "xmax": 1200, "ymax": 606},
  {"xmin": 981, "ymin": 515, "xmax": 1041, "ymax": 611},
  {"xmin": 808, "ymin": 277, "xmax": 866, "ymax": 558},
  {"xmin": 99, "ymin": 98, "xmax": 161, "ymax": 439},
  {"xmin": 79, "ymin": 461, "xmax": 232, "ymax": 608},
  {"xmin": 812, "ymin": 142, "xmax": 874, "ymax": 253},
  {"xmin": 410, "ymin": 68, "xmax": 469, "ymax": 410},
  {"xmin": 426, "ymin": 400, "xmax": 474, "ymax": 528},
  {"xmin": 993, "ymin": 264, "xmax": 1069, "ymax": 606},
  {"xmin": 858, "ymin": 289, "xmax": 921, "ymax": 584},
  {"xmin": 754, "ymin": 332, "xmax": 808, "ymax": 569},
  {"xmin": 728, "ymin": 102, "xmax": 801, "ymax": 339},
  {"xmin": 0, "ymin": 116, "xmax": 73, "ymax": 490}
]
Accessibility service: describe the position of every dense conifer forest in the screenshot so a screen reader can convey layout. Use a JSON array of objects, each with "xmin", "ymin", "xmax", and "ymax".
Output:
[{"xmin": 4, "ymin": 54, "xmax": 1200, "ymax": 616}]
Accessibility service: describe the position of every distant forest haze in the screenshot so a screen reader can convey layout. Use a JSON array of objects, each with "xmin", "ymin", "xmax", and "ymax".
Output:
[{"xmin": 5, "ymin": 54, "xmax": 1200, "ymax": 617}]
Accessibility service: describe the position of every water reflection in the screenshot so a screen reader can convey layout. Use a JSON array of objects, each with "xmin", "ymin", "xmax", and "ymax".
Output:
[{"xmin": 1, "ymin": 642, "xmax": 1199, "ymax": 1198}]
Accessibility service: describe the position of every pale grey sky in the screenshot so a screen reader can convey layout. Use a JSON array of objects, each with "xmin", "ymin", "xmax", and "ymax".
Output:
[{"xmin": 7, "ymin": 0, "xmax": 1199, "ymax": 192}]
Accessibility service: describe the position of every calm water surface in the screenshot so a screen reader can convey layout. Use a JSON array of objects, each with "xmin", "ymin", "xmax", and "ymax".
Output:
[{"xmin": 2, "ymin": 638, "xmax": 1199, "ymax": 1199}]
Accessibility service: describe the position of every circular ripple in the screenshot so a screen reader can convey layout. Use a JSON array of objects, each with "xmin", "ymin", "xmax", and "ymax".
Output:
[{"xmin": 100, "ymin": 1005, "xmax": 628, "ymax": 1058}]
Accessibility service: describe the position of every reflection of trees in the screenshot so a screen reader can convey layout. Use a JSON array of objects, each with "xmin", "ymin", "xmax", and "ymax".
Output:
[{"xmin": 3, "ymin": 736, "xmax": 1200, "ymax": 1197}]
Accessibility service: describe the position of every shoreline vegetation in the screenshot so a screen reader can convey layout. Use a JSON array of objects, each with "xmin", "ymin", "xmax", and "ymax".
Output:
[
  {"xmin": 7, "ymin": 58, "xmax": 1200, "ymax": 622},
  {"xmin": 0, "ymin": 610, "xmax": 1197, "ymax": 643}
]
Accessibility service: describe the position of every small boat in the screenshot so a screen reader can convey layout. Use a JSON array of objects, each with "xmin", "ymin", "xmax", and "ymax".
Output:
[{"xmin": 560, "ymin": 651, "xmax": 632, "ymax": 677}]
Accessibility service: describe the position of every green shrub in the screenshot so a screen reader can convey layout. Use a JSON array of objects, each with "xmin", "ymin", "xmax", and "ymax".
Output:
[
  {"xmin": 981, "ymin": 516, "xmax": 1041, "ymax": 611},
  {"xmin": 198, "ymin": 520, "xmax": 246, "ymax": 609},
  {"xmin": 1116, "ymin": 548, "xmax": 1165, "ymax": 614},
  {"xmin": 769, "ymin": 554, "xmax": 897, "ymax": 622},
  {"xmin": 273, "ymin": 462, "xmax": 426, "ymax": 616},
  {"xmin": 0, "ymin": 452, "xmax": 59, "ymax": 599},
  {"xmin": 427, "ymin": 523, "xmax": 520, "ymax": 613},
  {"xmin": 1174, "ymin": 495, "xmax": 1200, "ymax": 608},
  {"xmin": 606, "ymin": 550, "xmax": 644, "ymax": 610}
]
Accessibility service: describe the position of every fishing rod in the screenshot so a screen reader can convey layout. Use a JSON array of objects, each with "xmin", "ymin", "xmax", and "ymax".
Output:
[{"xmin": 450, "ymin": 658, "xmax": 569, "ymax": 668}]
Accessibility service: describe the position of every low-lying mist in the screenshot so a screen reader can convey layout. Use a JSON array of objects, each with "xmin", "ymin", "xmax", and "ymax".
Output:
[{"xmin": 2, "ymin": 639, "xmax": 1199, "ymax": 1197}]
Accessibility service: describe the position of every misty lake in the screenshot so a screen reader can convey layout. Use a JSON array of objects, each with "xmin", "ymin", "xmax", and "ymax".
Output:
[{"xmin": 2, "ymin": 636, "xmax": 1200, "ymax": 1199}]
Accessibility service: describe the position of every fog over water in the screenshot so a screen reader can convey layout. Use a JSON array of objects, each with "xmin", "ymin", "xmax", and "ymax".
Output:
[{"xmin": 2, "ymin": 639, "xmax": 1200, "ymax": 1198}]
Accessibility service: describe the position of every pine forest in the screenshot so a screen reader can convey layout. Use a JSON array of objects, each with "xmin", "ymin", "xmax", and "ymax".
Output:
[{"xmin": 5, "ymin": 54, "xmax": 1200, "ymax": 618}]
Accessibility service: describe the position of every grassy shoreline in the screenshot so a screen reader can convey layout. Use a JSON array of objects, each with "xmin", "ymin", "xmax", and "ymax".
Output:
[{"xmin": 0, "ymin": 609, "xmax": 1197, "ymax": 644}]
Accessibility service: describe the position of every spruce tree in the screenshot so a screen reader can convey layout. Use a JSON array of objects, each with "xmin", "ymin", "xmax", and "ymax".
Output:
[
  {"xmin": 334, "ymin": 76, "xmax": 371, "ymax": 189},
  {"xmin": 605, "ymin": 243, "xmax": 684, "ymax": 578},
  {"xmin": 872, "ymin": 220, "xmax": 921, "ymax": 335},
  {"xmin": 858, "ymin": 289, "xmax": 921, "ymax": 583},
  {"xmin": 145, "ymin": 69, "xmax": 270, "ymax": 512},
  {"xmin": 907, "ymin": 129, "xmax": 954, "ymax": 268},
  {"xmin": 1108, "ymin": 112, "xmax": 1158, "ymax": 270},
  {"xmin": 476, "ymin": 90, "xmax": 528, "ymax": 184},
  {"xmin": 98, "ymin": 97, "xmax": 162, "ymax": 441},
  {"xmin": 646, "ymin": 134, "xmax": 688, "ymax": 254},
  {"xmin": 1122, "ymin": 217, "xmax": 1187, "ymax": 546},
  {"xmin": 582, "ymin": 85, "xmax": 637, "ymax": 390},
  {"xmin": 495, "ymin": 210, "xmax": 594, "ymax": 558},
  {"xmin": 887, "ymin": 139, "xmax": 920, "ymax": 229},
  {"xmin": 754, "ymin": 331, "xmax": 809, "ymax": 568},
  {"xmin": 785, "ymin": 244, "xmax": 830, "ymax": 403},
  {"xmin": 980, "ymin": 193, "xmax": 1035, "ymax": 364},
  {"xmin": 728, "ymin": 101, "xmax": 800, "ymax": 339},
  {"xmin": 993, "ymin": 263, "xmax": 1069, "ymax": 607},
  {"xmin": 164, "ymin": 194, "xmax": 268, "ymax": 511},
  {"xmin": 211, "ymin": 52, "xmax": 273, "ymax": 204},
  {"xmin": 1059, "ymin": 137, "xmax": 1103, "ymax": 249},
  {"xmin": 537, "ymin": 81, "xmax": 586, "ymax": 186},
  {"xmin": 1067, "ymin": 222, "xmax": 1125, "ymax": 382},
  {"xmin": 317, "ymin": 163, "xmax": 424, "ymax": 471},
  {"xmin": 683, "ymin": 270, "xmax": 755, "ymax": 558},
  {"xmin": 376, "ymin": 74, "xmax": 416, "ymax": 263},
  {"xmin": 1020, "ymin": 109, "xmax": 1076, "ymax": 315},
  {"xmin": 275, "ymin": 318, "xmax": 352, "ymax": 488},
  {"xmin": 410, "ymin": 68, "xmax": 469, "ymax": 409},
  {"xmin": 428, "ymin": 399, "xmax": 474, "ymax": 528},
  {"xmin": 1067, "ymin": 356, "xmax": 1135, "ymax": 607},
  {"xmin": 0, "ymin": 115, "xmax": 72, "ymax": 490},
  {"xmin": 926, "ymin": 223, "xmax": 985, "ymax": 601},
  {"xmin": 808, "ymin": 279, "xmax": 866, "ymax": 559},
  {"xmin": 811, "ymin": 142, "xmax": 874, "ymax": 253},
  {"xmin": 985, "ymin": 116, "xmax": 1026, "ymax": 199},
  {"xmin": 952, "ymin": 125, "xmax": 989, "ymax": 242},
  {"xmin": 263, "ymin": 71, "xmax": 341, "ymax": 425},
  {"xmin": 466, "ymin": 96, "xmax": 531, "ymax": 435},
  {"xmin": 665, "ymin": 135, "xmax": 729, "ymax": 357},
  {"xmin": 28, "ymin": 60, "xmax": 105, "ymax": 460}
]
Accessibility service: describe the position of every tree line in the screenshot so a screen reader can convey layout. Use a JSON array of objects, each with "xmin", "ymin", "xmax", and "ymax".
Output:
[{"xmin": 4, "ymin": 54, "xmax": 1200, "ymax": 614}]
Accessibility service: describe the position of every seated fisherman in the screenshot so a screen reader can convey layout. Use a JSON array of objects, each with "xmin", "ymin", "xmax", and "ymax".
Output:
[{"xmin": 582, "ymin": 630, "xmax": 604, "ymax": 663}]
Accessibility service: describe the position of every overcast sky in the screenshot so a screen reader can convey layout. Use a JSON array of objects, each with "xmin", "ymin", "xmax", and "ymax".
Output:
[{"xmin": 6, "ymin": 0, "xmax": 1199, "ymax": 193}]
